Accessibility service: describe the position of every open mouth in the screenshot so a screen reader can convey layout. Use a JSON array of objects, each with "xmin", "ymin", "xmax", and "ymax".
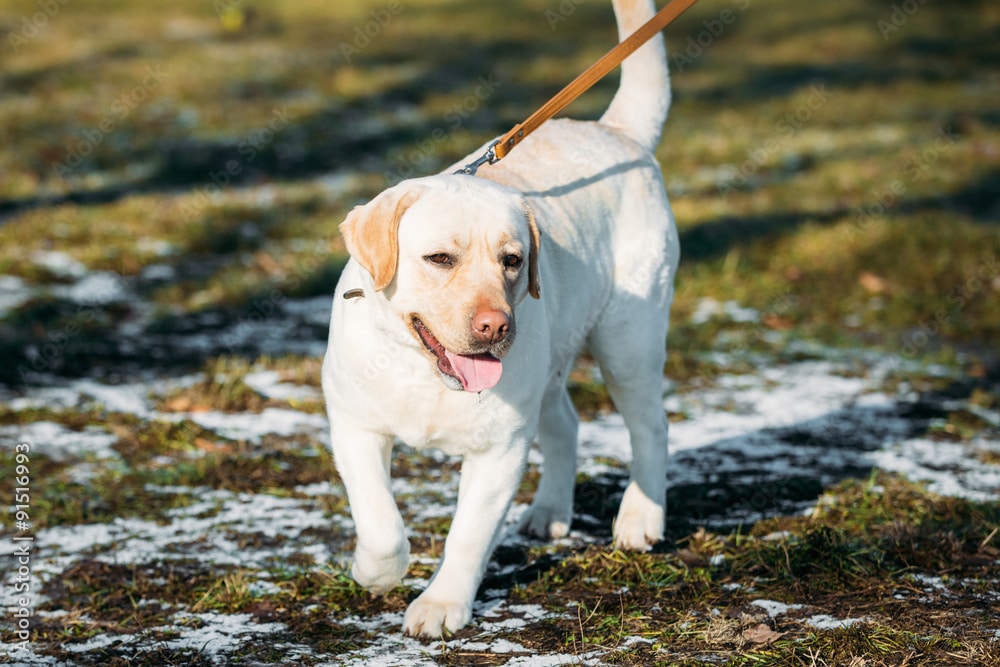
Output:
[{"xmin": 411, "ymin": 317, "xmax": 503, "ymax": 392}]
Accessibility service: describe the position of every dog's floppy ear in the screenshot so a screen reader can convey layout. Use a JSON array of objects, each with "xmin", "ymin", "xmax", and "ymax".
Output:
[
  {"xmin": 524, "ymin": 203, "xmax": 541, "ymax": 300},
  {"xmin": 340, "ymin": 185, "xmax": 423, "ymax": 292}
]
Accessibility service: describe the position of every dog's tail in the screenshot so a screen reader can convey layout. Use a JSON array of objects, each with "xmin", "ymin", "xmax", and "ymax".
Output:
[{"xmin": 599, "ymin": 0, "xmax": 671, "ymax": 152}]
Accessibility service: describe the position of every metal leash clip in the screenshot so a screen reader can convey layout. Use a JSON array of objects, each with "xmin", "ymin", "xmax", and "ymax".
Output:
[{"xmin": 454, "ymin": 140, "xmax": 500, "ymax": 176}]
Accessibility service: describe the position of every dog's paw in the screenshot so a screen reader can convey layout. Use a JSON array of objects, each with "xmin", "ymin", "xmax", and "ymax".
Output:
[
  {"xmin": 518, "ymin": 504, "xmax": 572, "ymax": 540},
  {"xmin": 351, "ymin": 542, "xmax": 410, "ymax": 594},
  {"xmin": 402, "ymin": 595, "xmax": 472, "ymax": 638},
  {"xmin": 612, "ymin": 484, "xmax": 664, "ymax": 551}
]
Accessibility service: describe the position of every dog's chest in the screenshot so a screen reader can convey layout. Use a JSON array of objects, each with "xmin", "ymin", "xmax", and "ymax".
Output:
[
  {"xmin": 330, "ymin": 342, "xmax": 511, "ymax": 456},
  {"xmin": 379, "ymin": 378, "xmax": 515, "ymax": 455},
  {"xmin": 397, "ymin": 391, "xmax": 495, "ymax": 453}
]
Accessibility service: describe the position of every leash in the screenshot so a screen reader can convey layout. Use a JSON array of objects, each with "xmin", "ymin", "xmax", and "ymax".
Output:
[{"xmin": 457, "ymin": 0, "xmax": 700, "ymax": 175}]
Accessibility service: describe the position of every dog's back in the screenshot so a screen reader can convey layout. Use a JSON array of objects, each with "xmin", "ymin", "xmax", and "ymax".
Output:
[
  {"xmin": 475, "ymin": 0, "xmax": 677, "ymax": 376},
  {"xmin": 475, "ymin": 0, "xmax": 679, "ymax": 554}
]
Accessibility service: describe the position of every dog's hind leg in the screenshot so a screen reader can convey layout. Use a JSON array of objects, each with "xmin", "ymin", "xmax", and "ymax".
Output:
[
  {"xmin": 518, "ymin": 367, "xmax": 579, "ymax": 540},
  {"xmin": 587, "ymin": 302, "xmax": 671, "ymax": 551}
]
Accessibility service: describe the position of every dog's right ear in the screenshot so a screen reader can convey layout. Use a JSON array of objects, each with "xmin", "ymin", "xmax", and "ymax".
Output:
[
  {"xmin": 340, "ymin": 186, "xmax": 424, "ymax": 292},
  {"xmin": 525, "ymin": 204, "xmax": 541, "ymax": 300}
]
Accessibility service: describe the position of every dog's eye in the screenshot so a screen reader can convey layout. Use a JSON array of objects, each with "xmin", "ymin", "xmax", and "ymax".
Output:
[
  {"xmin": 503, "ymin": 254, "xmax": 523, "ymax": 269},
  {"xmin": 424, "ymin": 253, "xmax": 453, "ymax": 267}
]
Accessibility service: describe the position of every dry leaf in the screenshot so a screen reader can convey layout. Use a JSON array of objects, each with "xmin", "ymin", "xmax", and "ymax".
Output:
[
  {"xmin": 255, "ymin": 251, "xmax": 284, "ymax": 276},
  {"xmin": 741, "ymin": 623, "xmax": 785, "ymax": 644},
  {"xmin": 858, "ymin": 271, "xmax": 889, "ymax": 294},
  {"xmin": 194, "ymin": 437, "xmax": 235, "ymax": 454},
  {"xmin": 676, "ymin": 548, "xmax": 704, "ymax": 567},
  {"xmin": 762, "ymin": 313, "xmax": 794, "ymax": 330},
  {"xmin": 165, "ymin": 396, "xmax": 192, "ymax": 412}
]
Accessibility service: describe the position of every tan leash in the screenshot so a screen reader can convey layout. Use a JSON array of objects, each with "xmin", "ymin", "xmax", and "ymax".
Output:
[{"xmin": 457, "ymin": 0, "xmax": 700, "ymax": 175}]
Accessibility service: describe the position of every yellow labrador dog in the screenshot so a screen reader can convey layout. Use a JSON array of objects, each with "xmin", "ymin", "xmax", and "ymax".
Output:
[{"xmin": 323, "ymin": 0, "xmax": 678, "ymax": 638}]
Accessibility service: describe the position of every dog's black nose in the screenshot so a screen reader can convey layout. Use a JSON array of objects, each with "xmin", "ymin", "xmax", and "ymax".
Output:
[{"xmin": 472, "ymin": 309, "xmax": 510, "ymax": 344}]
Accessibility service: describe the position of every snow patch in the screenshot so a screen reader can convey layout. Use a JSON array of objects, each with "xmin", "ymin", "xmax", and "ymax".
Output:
[
  {"xmin": 690, "ymin": 297, "xmax": 760, "ymax": 325},
  {"xmin": 750, "ymin": 599, "xmax": 805, "ymax": 617},
  {"xmin": 156, "ymin": 612, "xmax": 286, "ymax": 658},
  {"xmin": 245, "ymin": 370, "xmax": 322, "ymax": 401},
  {"xmin": 0, "ymin": 421, "xmax": 119, "ymax": 462},
  {"xmin": 53, "ymin": 271, "xmax": 128, "ymax": 305},
  {"xmin": 31, "ymin": 250, "xmax": 87, "ymax": 279},
  {"xmin": 869, "ymin": 438, "xmax": 1000, "ymax": 501},
  {"xmin": 184, "ymin": 407, "xmax": 327, "ymax": 443},
  {"xmin": 29, "ymin": 489, "xmax": 342, "ymax": 575},
  {"xmin": 5, "ymin": 379, "xmax": 155, "ymax": 416},
  {"xmin": 0, "ymin": 274, "xmax": 32, "ymax": 316},
  {"xmin": 806, "ymin": 614, "xmax": 868, "ymax": 630}
]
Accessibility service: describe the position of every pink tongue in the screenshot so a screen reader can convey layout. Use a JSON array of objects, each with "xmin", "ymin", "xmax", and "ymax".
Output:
[{"xmin": 443, "ymin": 351, "xmax": 503, "ymax": 392}]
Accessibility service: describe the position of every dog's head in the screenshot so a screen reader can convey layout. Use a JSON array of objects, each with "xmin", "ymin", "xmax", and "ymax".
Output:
[{"xmin": 340, "ymin": 176, "xmax": 540, "ymax": 392}]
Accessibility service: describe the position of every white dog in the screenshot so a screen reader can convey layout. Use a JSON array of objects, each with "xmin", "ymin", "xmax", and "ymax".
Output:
[{"xmin": 322, "ymin": 0, "xmax": 679, "ymax": 637}]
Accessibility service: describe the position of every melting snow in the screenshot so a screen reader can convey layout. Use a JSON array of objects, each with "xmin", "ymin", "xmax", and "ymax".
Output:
[
  {"xmin": 244, "ymin": 370, "xmax": 322, "ymax": 401},
  {"xmin": 3, "ymin": 378, "xmax": 157, "ymax": 416},
  {"xmin": 0, "ymin": 274, "xmax": 32, "ymax": 316},
  {"xmin": 183, "ymin": 406, "xmax": 328, "ymax": 443},
  {"xmin": 156, "ymin": 612, "xmax": 287, "ymax": 658},
  {"xmin": 0, "ymin": 421, "xmax": 119, "ymax": 462},
  {"xmin": 870, "ymin": 438, "xmax": 1000, "ymax": 501},
  {"xmin": 806, "ymin": 614, "xmax": 869, "ymax": 630},
  {"xmin": 690, "ymin": 297, "xmax": 760, "ymax": 325},
  {"xmin": 2, "ymin": 354, "xmax": 998, "ymax": 665},
  {"xmin": 30, "ymin": 250, "xmax": 88, "ymax": 279},
  {"xmin": 52, "ymin": 271, "xmax": 128, "ymax": 305},
  {"xmin": 8, "ymin": 488, "xmax": 344, "ymax": 590},
  {"xmin": 750, "ymin": 599, "xmax": 806, "ymax": 617}
]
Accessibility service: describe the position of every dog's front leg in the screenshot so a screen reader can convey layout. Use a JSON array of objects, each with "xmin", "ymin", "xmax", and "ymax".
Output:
[
  {"xmin": 403, "ymin": 440, "xmax": 527, "ymax": 638},
  {"xmin": 330, "ymin": 423, "xmax": 409, "ymax": 594}
]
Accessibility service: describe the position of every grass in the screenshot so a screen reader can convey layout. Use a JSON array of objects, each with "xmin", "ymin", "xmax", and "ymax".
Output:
[
  {"xmin": 1, "ymin": 0, "xmax": 998, "ymax": 383},
  {"xmin": 501, "ymin": 474, "xmax": 1000, "ymax": 665},
  {"xmin": 0, "ymin": 399, "xmax": 338, "ymax": 530},
  {"xmin": 2, "ymin": 387, "xmax": 997, "ymax": 663},
  {"xmin": 157, "ymin": 356, "xmax": 270, "ymax": 413},
  {"xmin": 1, "ymin": 0, "xmax": 999, "ymax": 664}
]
